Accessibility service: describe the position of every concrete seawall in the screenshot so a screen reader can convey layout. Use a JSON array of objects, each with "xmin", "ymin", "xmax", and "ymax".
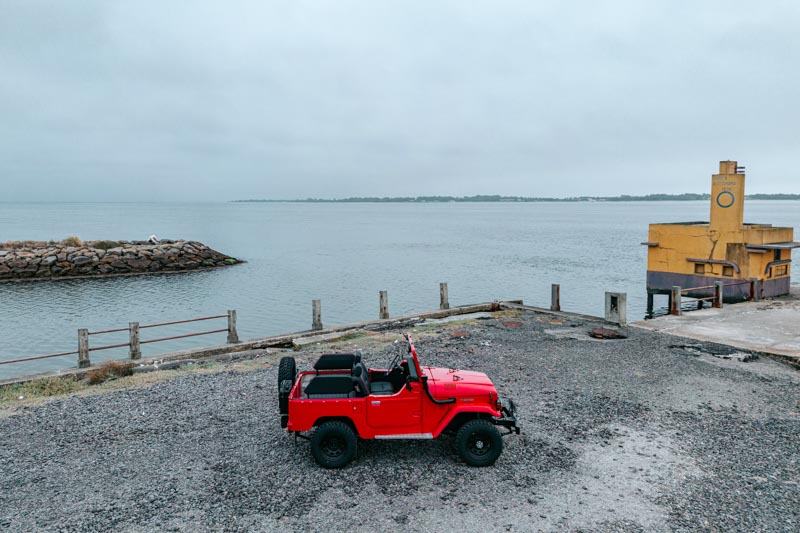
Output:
[{"xmin": 0, "ymin": 239, "xmax": 241, "ymax": 281}]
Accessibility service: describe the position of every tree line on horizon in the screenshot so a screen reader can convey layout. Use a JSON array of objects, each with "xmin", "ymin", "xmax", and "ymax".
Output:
[{"xmin": 234, "ymin": 193, "xmax": 800, "ymax": 203}]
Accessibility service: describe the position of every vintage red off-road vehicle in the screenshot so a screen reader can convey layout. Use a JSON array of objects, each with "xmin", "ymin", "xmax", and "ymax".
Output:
[{"xmin": 278, "ymin": 334, "xmax": 519, "ymax": 468}]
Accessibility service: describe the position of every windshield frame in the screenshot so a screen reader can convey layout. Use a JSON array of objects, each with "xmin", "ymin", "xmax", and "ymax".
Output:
[{"xmin": 406, "ymin": 334, "xmax": 424, "ymax": 379}]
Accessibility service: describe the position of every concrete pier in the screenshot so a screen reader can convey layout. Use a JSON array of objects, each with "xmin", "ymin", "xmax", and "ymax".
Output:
[{"xmin": 633, "ymin": 284, "xmax": 800, "ymax": 366}]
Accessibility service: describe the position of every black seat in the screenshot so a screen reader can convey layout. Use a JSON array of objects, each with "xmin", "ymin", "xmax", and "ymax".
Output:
[
  {"xmin": 313, "ymin": 353, "xmax": 356, "ymax": 372},
  {"xmin": 304, "ymin": 375, "xmax": 355, "ymax": 399},
  {"xmin": 352, "ymin": 365, "xmax": 394, "ymax": 397},
  {"xmin": 370, "ymin": 381, "xmax": 394, "ymax": 395}
]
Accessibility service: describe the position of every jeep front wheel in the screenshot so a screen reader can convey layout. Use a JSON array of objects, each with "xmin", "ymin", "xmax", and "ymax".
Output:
[
  {"xmin": 455, "ymin": 419, "xmax": 503, "ymax": 466},
  {"xmin": 310, "ymin": 422, "xmax": 357, "ymax": 469}
]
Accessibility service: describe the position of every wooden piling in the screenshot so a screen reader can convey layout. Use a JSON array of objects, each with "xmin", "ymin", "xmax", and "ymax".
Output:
[
  {"xmin": 550, "ymin": 284, "xmax": 561, "ymax": 311},
  {"xmin": 670, "ymin": 286, "xmax": 682, "ymax": 316},
  {"xmin": 77, "ymin": 329, "xmax": 90, "ymax": 368},
  {"xmin": 227, "ymin": 310, "xmax": 239, "ymax": 343},
  {"xmin": 439, "ymin": 283, "xmax": 449, "ymax": 310},
  {"xmin": 646, "ymin": 292, "xmax": 654, "ymax": 316},
  {"xmin": 749, "ymin": 278, "xmax": 761, "ymax": 302},
  {"xmin": 379, "ymin": 291, "xmax": 389, "ymax": 319},
  {"xmin": 129, "ymin": 322, "xmax": 141, "ymax": 360},
  {"xmin": 312, "ymin": 300, "xmax": 322, "ymax": 330}
]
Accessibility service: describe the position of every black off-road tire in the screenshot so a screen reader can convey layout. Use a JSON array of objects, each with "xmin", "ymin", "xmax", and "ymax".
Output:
[
  {"xmin": 310, "ymin": 421, "xmax": 358, "ymax": 469},
  {"xmin": 455, "ymin": 419, "xmax": 503, "ymax": 467},
  {"xmin": 278, "ymin": 356, "xmax": 296, "ymax": 427}
]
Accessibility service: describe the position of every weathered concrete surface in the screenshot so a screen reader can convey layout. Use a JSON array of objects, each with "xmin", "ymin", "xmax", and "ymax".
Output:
[
  {"xmin": 1, "ymin": 310, "xmax": 799, "ymax": 532},
  {"xmin": 633, "ymin": 285, "xmax": 800, "ymax": 365},
  {"xmin": 418, "ymin": 311, "xmax": 494, "ymax": 324}
]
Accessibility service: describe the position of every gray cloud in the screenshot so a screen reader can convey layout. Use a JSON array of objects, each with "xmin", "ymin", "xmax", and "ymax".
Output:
[{"xmin": 1, "ymin": 0, "xmax": 798, "ymax": 201}]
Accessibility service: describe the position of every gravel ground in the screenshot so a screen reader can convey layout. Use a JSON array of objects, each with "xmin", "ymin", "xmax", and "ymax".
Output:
[{"xmin": 1, "ymin": 311, "xmax": 799, "ymax": 532}]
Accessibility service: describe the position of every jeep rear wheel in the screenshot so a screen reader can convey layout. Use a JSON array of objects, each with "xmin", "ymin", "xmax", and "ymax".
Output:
[
  {"xmin": 455, "ymin": 419, "xmax": 503, "ymax": 467},
  {"xmin": 278, "ymin": 356, "xmax": 296, "ymax": 428},
  {"xmin": 310, "ymin": 422, "xmax": 357, "ymax": 469}
]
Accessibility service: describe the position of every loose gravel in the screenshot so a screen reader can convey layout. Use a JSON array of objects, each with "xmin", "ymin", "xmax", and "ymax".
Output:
[{"xmin": 1, "ymin": 311, "xmax": 799, "ymax": 532}]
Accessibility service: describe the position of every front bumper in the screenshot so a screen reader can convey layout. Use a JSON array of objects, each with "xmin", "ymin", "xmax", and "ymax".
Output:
[{"xmin": 493, "ymin": 397, "xmax": 521, "ymax": 435}]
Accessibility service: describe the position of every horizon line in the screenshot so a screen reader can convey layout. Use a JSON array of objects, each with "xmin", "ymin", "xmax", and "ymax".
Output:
[{"xmin": 232, "ymin": 192, "xmax": 800, "ymax": 203}]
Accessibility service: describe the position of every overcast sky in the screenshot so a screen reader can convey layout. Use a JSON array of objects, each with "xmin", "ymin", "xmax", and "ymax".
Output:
[{"xmin": 1, "ymin": 1, "xmax": 798, "ymax": 201}]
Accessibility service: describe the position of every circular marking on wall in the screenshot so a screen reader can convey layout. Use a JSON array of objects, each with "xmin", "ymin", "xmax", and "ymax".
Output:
[{"xmin": 716, "ymin": 191, "xmax": 735, "ymax": 208}]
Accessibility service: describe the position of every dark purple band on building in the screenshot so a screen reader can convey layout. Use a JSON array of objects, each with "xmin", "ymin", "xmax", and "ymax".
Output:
[{"xmin": 646, "ymin": 271, "xmax": 790, "ymax": 300}]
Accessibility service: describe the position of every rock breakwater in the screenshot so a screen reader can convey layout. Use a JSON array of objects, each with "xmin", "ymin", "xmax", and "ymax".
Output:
[{"xmin": 0, "ymin": 240, "xmax": 241, "ymax": 281}]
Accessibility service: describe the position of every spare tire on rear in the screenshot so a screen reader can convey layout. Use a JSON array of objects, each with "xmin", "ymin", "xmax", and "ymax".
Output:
[{"xmin": 278, "ymin": 356, "xmax": 296, "ymax": 428}]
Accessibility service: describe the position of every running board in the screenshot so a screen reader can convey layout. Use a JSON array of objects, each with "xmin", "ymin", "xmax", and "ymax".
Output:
[{"xmin": 374, "ymin": 433, "xmax": 433, "ymax": 440}]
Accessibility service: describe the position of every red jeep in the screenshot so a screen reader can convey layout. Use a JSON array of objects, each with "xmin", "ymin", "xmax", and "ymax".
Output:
[{"xmin": 278, "ymin": 334, "xmax": 519, "ymax": 468}]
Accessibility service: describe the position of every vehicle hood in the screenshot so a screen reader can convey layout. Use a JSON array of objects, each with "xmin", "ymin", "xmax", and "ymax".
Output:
[
  {"xmin": 425, "ymin": 366, "xmax": 494, "ymax": 385},
  {"xmin": 424, "ymin": 366, "xmax": 497, "ymax": 400}
]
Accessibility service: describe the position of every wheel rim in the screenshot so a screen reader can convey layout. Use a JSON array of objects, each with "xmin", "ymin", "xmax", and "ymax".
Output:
[
  {"xmin": 467, "ymin": 431, "xmax": 492, "ymax": 457},
  {"xmin": 321, "ymin": 436, "xmax": 346, "ymax": 459}
]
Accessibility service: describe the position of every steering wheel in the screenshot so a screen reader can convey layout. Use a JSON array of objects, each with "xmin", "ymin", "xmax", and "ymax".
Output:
[{"xmin": 384, "ymin": 349, "xmax": 403, "ymax": 376}]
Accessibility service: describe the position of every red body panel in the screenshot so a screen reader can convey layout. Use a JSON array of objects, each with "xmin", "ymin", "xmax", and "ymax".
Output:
[{"xmin": 286, "ymin": 364, "xmax": 503, "ymax": 439}]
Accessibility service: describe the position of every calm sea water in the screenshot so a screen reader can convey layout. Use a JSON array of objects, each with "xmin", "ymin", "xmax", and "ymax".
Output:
[{"xmin": 1, "ymin": 201, "xmax": 798, "ymax": 378}]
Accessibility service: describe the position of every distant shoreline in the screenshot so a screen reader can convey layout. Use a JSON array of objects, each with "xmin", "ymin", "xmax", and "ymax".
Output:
[{"xmin": 233, "ymin": 193, "xmax": 800, "ymax": 203}]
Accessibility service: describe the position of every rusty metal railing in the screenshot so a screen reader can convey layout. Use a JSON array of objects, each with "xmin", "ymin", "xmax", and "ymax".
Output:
[
  {"xmin": 1, "ymin": 311, "xmax": 240, "ymax": 369},
  {"xmin": 678, "ymin": 284, "xmax": 719, "ymax": 312},
  {"xmin": 669, "ymin": 278, "xmax": 759, "ymax": 316},
  {"xmin": 139, "ymin": 314, "xmax": 229, "ymax": 329},
  {"xmin": 0, "ymin": 349, "xmax": 80, "ymax": 366}
]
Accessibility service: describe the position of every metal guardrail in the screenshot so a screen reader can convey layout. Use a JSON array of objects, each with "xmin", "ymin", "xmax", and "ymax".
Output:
[
  {"xmin": 0, "ymin": 349, "xmax": 80, "ymax": 366},
  {"xmin": 1, "ymin": 286, "xmax": 447, "ymax": 370},
  {"xmin": 0, "ymin": 311, "xmax": 239, "ymax": 368}
]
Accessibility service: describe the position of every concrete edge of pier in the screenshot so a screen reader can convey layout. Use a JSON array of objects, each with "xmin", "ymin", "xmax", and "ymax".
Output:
[{"xmin": 1, "ymin": 299, "xmax": 566, "ymax": 388}]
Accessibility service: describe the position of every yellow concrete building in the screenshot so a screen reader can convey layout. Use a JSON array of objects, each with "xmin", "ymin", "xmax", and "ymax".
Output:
[{"xmin": 644, "ymin": 161, "xmax": 798, "ymax": 304}]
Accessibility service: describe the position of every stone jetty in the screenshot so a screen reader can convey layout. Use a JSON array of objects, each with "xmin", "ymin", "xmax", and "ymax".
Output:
[{"xmin": 0, "ymin": 239, "xmax": 241, "ymax": 281}]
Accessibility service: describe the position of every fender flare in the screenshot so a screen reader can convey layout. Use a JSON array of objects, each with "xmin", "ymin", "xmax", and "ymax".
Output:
[
  {"xmin": 310, "ymin": 416, "xmax": 365, "ymax": 437},
  {"xmin": 432, "ymin": 406, "xmax": 502, "ymax": 437}
]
